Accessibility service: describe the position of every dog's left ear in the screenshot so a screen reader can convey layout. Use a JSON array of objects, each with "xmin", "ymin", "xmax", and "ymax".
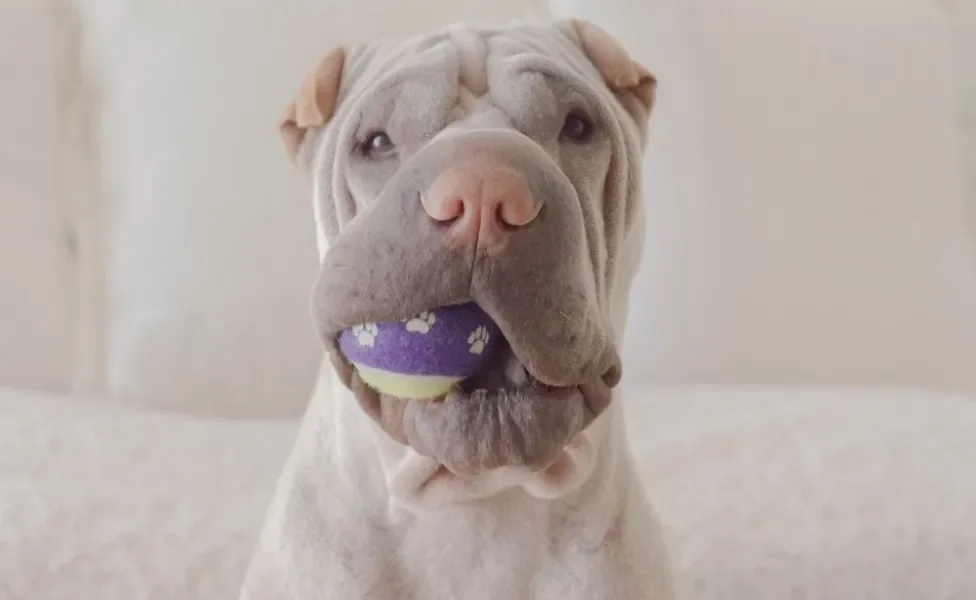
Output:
[
  {"xmin": 280, "ymin": 47, "xmax": 346, "ymax": 162},
  {"xmin": 564, "ymin": 19, "xmax": 657, "ymax": 124}
]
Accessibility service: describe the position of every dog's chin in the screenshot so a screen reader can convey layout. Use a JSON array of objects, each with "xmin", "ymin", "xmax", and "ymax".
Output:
[{"xmin": 330, "ymin": 340, "xmax": 619, "ymax": 479}]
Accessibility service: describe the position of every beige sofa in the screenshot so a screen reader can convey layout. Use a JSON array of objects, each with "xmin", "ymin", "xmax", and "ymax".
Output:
[{"xmin": 2, "ymin": 0, "xmax": 976, "ymax": 598}]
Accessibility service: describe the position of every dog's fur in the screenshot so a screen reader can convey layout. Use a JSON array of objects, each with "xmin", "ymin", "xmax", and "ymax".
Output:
[{"xmin": 241, "ymin": 20, "xmax": 672, "ymax": 599}]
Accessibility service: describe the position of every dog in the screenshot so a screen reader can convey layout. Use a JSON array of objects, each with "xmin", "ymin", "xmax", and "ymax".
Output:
[{"xmin": 241, "ymin": 19, "xmax": 672, "ymax": 599}]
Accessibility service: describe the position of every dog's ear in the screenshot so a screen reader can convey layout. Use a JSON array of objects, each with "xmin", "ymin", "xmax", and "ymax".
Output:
[
  {"xmin": 280, "ymin": 47, "xmax": 346, "ymax": 162},
  {"xmin": 565, "ymin": 19, "xmax": 657, "ymax": 124}
]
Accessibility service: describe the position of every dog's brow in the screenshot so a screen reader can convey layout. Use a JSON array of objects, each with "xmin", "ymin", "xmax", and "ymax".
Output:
[
  {"xmin": 450, "ymin": 86, "xmax": 480, "ymax": 121},
  {"xmin": 448, "ymin": 27, "xmax": 488, "ymax": 96},
  {"xmin": 520, "ymin": 64, "xmax": 594, "ymax": 97}
]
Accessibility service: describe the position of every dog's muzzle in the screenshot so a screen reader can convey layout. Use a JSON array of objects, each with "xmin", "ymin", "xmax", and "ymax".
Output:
[{"xmin": 314, "ymin": 129, "xmax": 621, "ymax": 476}]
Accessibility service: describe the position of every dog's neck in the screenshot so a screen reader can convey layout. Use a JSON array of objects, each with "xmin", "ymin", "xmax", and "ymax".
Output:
[
  {"xmin": 296, "ymin": 361, "xmax": 667, "ymax": 598},
  {"xmin": 316, "ymin": 360, "xmax": 625, "ymax": 508}
]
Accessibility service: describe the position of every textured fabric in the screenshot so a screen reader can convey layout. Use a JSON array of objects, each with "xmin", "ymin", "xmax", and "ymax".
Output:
[
  {"xmin": 629, "ymin": 386, "xmax": 976, "ymax": 599},
  {"xmin": 0, "ymin": 387, "xmax": 296, "ymax": 600},
  {"xmin": 4, "ymin": 385, "xmax": 975, "ymax": 599}
]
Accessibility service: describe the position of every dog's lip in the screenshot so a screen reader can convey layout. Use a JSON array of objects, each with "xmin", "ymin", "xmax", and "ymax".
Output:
[
  {"xmin": 508, "ymin": 356, "xmax": 622, "ymax": 392},
  {"xmin": 329, "ymin": 349, "xmax": 617, "ymax": 477},
  {"xmin": 599, "ymin": 362, "xmax": 623, "ymax": 388}
]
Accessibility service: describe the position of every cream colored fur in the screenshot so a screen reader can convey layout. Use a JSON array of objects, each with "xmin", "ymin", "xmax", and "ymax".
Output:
[{"xmin": 241, "ymin": 21, "xmax": 672, "ymax": 599}]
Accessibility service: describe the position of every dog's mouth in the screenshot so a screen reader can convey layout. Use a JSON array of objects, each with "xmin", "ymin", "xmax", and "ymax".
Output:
[
  {"xmin": 312, "ymin": 129, "xmax": 623, "ymax": 478},
  {"xmin": 330, "ymin": 331, "xmax": 619, "ymax": 478},
  {"xmin": 458, "ymin": 330, "xmax": 620, "ymax": 402}
]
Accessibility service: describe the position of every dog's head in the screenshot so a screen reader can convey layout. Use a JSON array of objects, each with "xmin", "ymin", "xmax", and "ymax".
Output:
[{"xmin": 283, "ymin": 20, "xmax": 654, "ymax": 480}]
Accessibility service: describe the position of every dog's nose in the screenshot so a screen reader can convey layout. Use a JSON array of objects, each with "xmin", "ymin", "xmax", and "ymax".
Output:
[{"xmin": 422, "ymin": 162, "xmax": 540, "ymax": 247}]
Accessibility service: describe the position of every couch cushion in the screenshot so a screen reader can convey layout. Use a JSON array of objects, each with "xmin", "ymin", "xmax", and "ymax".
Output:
[
  {"xmin": 3, "ymin": 384, "xmax": 974, "ymax": 599},
  {"xmin": 626, "ymin": 385, "xmax": 976, "ymax": 598},
  {"xmin": 0, "ymin": 386, "xmax": 296, "ymax": 599}
]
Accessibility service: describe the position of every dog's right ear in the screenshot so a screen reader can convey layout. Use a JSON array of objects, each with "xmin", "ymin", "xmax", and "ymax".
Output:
[{"xmin": 280, "ymin": 47, "xmax": 346, "ymax": 162}]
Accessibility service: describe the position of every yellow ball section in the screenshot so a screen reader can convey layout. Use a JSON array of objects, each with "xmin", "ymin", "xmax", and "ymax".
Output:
[{"xmin": 352, "ymin": 362, "xmax": 461, "ymax": 400}]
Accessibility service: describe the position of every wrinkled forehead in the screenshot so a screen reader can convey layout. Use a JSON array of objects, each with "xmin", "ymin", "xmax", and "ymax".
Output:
[{"xmin": 335, "ymin": 24, "xmax": 609, "ymax": 128}]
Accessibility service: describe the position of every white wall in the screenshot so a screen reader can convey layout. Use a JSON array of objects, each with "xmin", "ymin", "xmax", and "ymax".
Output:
[
  {"xmin": 553, "ymin": 0, "xmax": 976, "ymax": 393},
  {"xmin": 0, "ymin": 0, "xmax": 73, "ymax": 391}
]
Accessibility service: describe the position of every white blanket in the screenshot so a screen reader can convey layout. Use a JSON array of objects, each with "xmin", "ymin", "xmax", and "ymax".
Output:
[
  {"xmin": 629, "ymin": 387, "xmax": 976, "ymax": 599},
  {"xmin": 2, "ymin": 385, "xmax": 974, "ymax": 599},
  {"xmin": 0, "ymin": 389, "xmax": 296, "ymax": 600}
]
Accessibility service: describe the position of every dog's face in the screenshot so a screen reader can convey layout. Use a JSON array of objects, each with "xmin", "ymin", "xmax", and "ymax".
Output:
[{"xmin": 283, "ymin": 21, "xmax": 654, "ymax": 478}]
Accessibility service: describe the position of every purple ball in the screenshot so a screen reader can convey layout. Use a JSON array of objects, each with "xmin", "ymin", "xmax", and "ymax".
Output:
[{"xmin": 338, "ymin": 303, "xmax": 501, "ymax": 391}]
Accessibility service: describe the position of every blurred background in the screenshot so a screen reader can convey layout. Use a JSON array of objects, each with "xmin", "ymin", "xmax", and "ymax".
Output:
[{"xmin": 1, "ymin": 0, "xmax": 975, "ymax": 598}]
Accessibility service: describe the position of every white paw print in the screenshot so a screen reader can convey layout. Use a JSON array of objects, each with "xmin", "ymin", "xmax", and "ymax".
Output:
[
  {"xmin": 403, "ymin": 311, "xmax": 437, "ymax": 334},
  {"xmin": 468, "ymin": 325, "xmax": 490, "ymax": 355},
  {"xmin": 352, "ymin": 323, "xmax": 379, "ymax": 347}
]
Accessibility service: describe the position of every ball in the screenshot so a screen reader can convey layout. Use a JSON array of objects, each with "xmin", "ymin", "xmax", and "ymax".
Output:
[{"xmin": 337, "ymin": 302, "xmax": 501, "ymax": 399}]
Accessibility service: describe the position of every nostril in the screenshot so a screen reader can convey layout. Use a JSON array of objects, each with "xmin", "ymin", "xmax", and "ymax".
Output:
[
  {"xmin": 494, "ymin": 203, "xmax": 516, "ymax": 232},
  {"xmin": 423, "ymin": 164, "xmax": 538, "ymax": 242},
  {"xmin": 496, "ymin": 195, "xmax": 540, "ymax": 228},
  {"xmin": 422, "ymin": 192, "xmax": 466, "ymax": 223},
  {"xmin": 443, "ymin": 196, "xmax": 465, "ymax": 223}
]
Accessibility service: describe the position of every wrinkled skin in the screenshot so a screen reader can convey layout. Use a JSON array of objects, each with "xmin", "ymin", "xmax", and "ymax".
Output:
[{"xmin": 290, "ymin": 22, "xmax": 654, "ymax": 477}]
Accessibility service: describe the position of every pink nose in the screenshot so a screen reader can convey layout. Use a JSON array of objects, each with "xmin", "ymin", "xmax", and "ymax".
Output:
[{"xmin": 422, "ymin": 162, "xmax": 540, "ymax": 248}]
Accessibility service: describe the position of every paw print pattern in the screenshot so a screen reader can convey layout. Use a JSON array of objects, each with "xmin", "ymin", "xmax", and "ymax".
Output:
[
  {"xmin": 468, "ymin": 325, "xmax": 490, "ymax": 355},
  {"xmin": 403, "ymin": 311, "xmax": 437, "ymax": 334},
  {"xmin": 352, "ymin": 323, "xmax": 379, "ymax": 347}
]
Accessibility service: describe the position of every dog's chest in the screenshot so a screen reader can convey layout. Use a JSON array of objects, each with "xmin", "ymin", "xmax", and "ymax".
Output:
[
  {"xmin": 386, "ymin": 498, "xmax": 617, "ymax": 600},
  {"xmin": 397, "ymin": 507, "xmax": 543, "ymax": 598}
]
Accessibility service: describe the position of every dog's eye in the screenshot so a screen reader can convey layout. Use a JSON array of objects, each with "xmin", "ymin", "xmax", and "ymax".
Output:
[
  {"xmin": 561, "ymin": 112, "xmax": 595, "ymax": 142},
  {"xmin": 360, "ymin": 131, "xmax": 395, "ymax": 158}
]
